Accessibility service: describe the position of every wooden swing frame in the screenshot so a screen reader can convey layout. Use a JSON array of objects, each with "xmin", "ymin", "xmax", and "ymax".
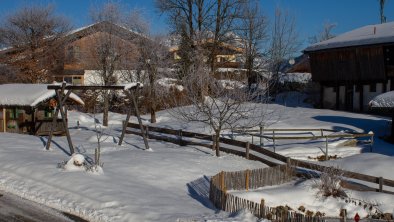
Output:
[{"xmin": 46, "ymin": 82, "xmax": 149, "ymax": 154}]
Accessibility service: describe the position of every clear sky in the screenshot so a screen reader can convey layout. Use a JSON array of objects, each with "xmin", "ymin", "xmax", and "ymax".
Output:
[{"xmin": 1, "ymin": 0, "xmax": 394, "ymax": 51}]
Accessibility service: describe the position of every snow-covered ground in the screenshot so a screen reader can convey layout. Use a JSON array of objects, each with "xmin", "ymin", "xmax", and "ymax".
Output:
[{"xmin": 0, "ymin": 103, "xmax": 393, "ymax": 221}]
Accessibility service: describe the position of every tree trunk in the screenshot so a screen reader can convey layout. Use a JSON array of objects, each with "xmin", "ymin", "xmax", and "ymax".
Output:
[
  {"xmin": 150, "ymin": 107, "xmax": 156, "ymax": 123},
  {"xmin": 215, "ymin": 129, "xmax": 221, "ymax": 157},
  {"xmin": 103, "ymin": 91, "xmax": 109, "ymax": 126}
]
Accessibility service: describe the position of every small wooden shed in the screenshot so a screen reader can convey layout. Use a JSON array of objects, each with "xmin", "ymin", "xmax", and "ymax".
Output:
[{"xmin": 0, "ymin": 84, "xmax": 84, "ymax": 135}]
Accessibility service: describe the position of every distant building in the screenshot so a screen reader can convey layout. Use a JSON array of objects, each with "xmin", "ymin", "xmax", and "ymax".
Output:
[
  {"xmin": 304, "ymin": 21, "xmax": 394, "ymax": 112},
  {"xmin": 0, "ymin": 21, "xmax": 145, "ymax": 86}
]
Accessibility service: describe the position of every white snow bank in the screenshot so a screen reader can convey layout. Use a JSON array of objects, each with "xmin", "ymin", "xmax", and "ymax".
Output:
[
  {"xmin": 157, "ymin": 78, "xmax": 184, "ymax": 91},
  {"xmin": 123, "ymin": 82, "xmax": 143, "ymax": 90},
  {"xmin": 369, "ymin": 91, "xmax": 394, "ymax": 108},
  {"xmin": 217, "ymin": 79, "xmax": 246, "ymax": 90}
]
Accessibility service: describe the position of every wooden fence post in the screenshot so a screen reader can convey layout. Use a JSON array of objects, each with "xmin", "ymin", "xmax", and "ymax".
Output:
[
  {"xmin": 325, "ymin": 136, "xmax": 329, "ymax": 161},
  {"xmin": 320, "ymin": 129, "xmax": 324, "ymax": 137},
  {"xmin": 379, "ymin": 177, "xmax": 383, "ymax": 192},
  {"xmin": 146, "ymin": 125, "xmax": 149, "ymax": 139},
  {"xmin": 245, "ymin": 169, "xmax": 250, "ymax": 191},
  {"xmin": 370, "ymin": 131, "xmax": 374, "ymax": 152},
  {"xmin": 340, "ymin": 209, "xmax": 347, "ymax": 222},
  {"xmin": 260, "ymin": 126, "xmax": 263, "ymax": 147},
  {"xmin": 251, "ymin": 134, "xmax": 254, "ymax": 144},
  {"xmin": 178, "ymin": 129, "xmax": 183, "ymax": 146},
  {"xmin": 212, "ymin": 134, "xmax": 216, "ymax": 151},
  {"xmin": 246, "ymin": 142, "xmax": 250, "ymax": 159},
  {"xmin": 273, "ymin": 130, "xmax": 276, "ymax": 153},
  {"xmin": 260, "ymin": 198, "xmax": 265, "ymax": 218}
]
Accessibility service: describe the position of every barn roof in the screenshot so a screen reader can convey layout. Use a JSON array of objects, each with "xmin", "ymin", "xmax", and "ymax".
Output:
[
  {"xmin": 304, "ymin": 21, "xmax": 394, "ymax": 52},
  {"xmin": 0, "ymin": 84, "xmax": 84, "ymax": 107}
]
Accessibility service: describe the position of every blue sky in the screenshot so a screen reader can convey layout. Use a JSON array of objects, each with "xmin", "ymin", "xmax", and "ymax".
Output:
[{"xmin": 1, "ymin": 0, "xmax": 394, "ymax": 50}]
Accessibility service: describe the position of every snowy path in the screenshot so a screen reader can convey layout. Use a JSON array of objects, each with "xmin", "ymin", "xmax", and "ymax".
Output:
[{"xmin": 0, "ymin": 190, "xmax": 85, "ymax": 222}]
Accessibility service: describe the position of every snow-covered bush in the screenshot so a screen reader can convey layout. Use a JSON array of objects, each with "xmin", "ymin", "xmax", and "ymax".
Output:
[
  {"xmin": 58, "ymin": 153, "xmax": 87, "ymax": 172},
  {"xmin": 313, "ymin": 166, "xmax": 346, "ymax": 198}
]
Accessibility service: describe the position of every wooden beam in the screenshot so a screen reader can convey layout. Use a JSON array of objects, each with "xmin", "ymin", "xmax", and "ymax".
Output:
[
  {"xmin": 56, "ymin": 89, "xmax": 75, "ymax": 154},
  {"xmin": 47, "ymin": 84, "xmax": 141, "ymax": 91},
  {"xmin": 46, "ymin": 83, "xmax": 66, "ymax": 150},
  {"xmin": 118, "ymin": 101, "xmax": 132, "ymax": 146},
  {"xmin": 335, "ymin": 84, "xmax": 340, "ymax": 110}
]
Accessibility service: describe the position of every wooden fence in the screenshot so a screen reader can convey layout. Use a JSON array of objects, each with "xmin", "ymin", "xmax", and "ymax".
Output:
[
  {"xmin": 124, "ymin": 122, "xmax": 394, "ymax": 194},
  {"xmin": 209, "ymin": 165, "xmax": 327, "ymax": 221},
  {"xmin": 232, "ymin": 128, "xmax": 374, "ymax": 155}
]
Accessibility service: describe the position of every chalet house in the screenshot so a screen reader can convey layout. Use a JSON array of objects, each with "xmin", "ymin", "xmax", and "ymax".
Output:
[
  {"xmin": 304, "ymin": 21, "xmax": 394, "ymax": 112},
  {"xmin": 169, "ymin": 39, "xmax": 245, "ymax": 70},
  {"xmin": 0, "ymin": 21, "xmax": 144, "ymax": 86},
  {"xmin": 0, "ymin": 84, "xmax": 84, "ymax": 135}
]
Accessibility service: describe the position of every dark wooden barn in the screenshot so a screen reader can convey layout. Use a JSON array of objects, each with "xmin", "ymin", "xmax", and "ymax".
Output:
[{"xmin": 304, "ymin": 22, "xmax": 394, "ymax": 112}]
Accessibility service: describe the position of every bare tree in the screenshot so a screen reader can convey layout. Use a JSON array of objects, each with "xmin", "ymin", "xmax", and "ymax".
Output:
[
  {"xmin": 268, "ymin": 7, "xmax": 300, "ymax": 93},
  {"xmin": 379, "ymin": 0, "xmax": 387, "ymax": 23},
  {"xmin": 309, "ymin": 22, "xmax": 336, "ymax": 44},
  {"xmin": 136, "ymin": 35, "xmax": 172, "ymax": 123},
  {"xmin": 87, "ymin": 3, "xmax": 142, "ymax": 126},
  {"xmin": 237, "ymin": 1, "xmax": 268, "ymax": 89},
  {"xmin": 0, "ymin": 5, "xmax": 71, "ymax": 83},
  {"xmin": 169, "ymin": 48, "xmax": 272, "ymax": 156}
]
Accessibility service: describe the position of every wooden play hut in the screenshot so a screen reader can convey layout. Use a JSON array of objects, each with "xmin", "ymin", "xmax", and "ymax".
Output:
[{"xmin": 0, "ymin": 84, "xmax": 84, "ymax": 135}]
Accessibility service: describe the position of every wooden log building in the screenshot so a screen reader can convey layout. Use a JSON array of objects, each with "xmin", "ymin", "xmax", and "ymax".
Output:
[
  {"xmin": 0, "ymin": 84, "xmax": 84, "ymax": 135},
  {"xmin": 304, "ymin": 21, "xmax": 394, "ymax": 112}
]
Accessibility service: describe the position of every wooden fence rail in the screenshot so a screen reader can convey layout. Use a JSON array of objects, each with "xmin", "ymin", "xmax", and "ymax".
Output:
[{"xmin": 124, "ymin": 122, "xmax": 394, "ymax": 194}]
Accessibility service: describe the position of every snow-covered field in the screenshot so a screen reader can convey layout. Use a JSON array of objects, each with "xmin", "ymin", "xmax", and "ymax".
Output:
[{"xmin": 0, "ymin": 104, "xmax": 393, "ymax": 221}]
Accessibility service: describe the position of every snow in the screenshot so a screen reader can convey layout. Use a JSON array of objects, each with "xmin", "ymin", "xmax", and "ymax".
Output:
[
  {"xmin": 63, "ymin": 154, "xmax": 86, "ymax": 172},
  {"xmin": 229, "ymin": 179, "xmax": 393, "ymax": 218},
  {"xmin": 0, "ymin": 84, "xmax": 84, "ymax": 106},
  {"xmin": 157, "ymin": 78, "xmax": 184, "ymax": 91},
  {"xmin": 305, "ymin": 21, "xmax": 394, "ymax": 52},
  {"xmin": 279, "ymin": 72, "xmax": 311, "ymax": 84},
  {"xmin": 217, "ymin": 79, "xmax": 246, "ymax": 90},
  {"xmin": 123, "ymin": 82, "xmax": 143, "ymax": 90},
  {"xmin": 0, "ymin": 101, "xmax": 393, "ymax": 221},
  {"xmin": 369, "ymin": 91, "xmax": 394, "ymax": 108}
]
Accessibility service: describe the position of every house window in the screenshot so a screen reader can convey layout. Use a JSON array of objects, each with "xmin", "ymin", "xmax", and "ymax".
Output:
[
  {"xmin": 63, "ymin": 77, "xmax": 72, "ymax": 84},
  {"xmin": 44, "ymin": 108, "xmax": 53, "ymax": 119},
  {"xmin": 72, "ymin": 76, "xmax": 82, "ymax": 85},
  {"xmin": 370, "ymin": 83, "xmax": 376, "ymax": 92},
  {"xmin": 66, "ymin": 45, "xmax": 81, "ymax": 61}
]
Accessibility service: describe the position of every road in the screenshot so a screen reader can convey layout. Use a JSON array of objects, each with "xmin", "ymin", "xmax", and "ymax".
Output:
[{"xmin": 0, "ymin": 191, "xmax": 88, "ymax": 222}]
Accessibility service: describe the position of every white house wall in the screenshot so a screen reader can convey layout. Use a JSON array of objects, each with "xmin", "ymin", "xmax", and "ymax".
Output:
[{"xmin": 83, "ymin": 70, "xmax": 140, "ymax": 85}]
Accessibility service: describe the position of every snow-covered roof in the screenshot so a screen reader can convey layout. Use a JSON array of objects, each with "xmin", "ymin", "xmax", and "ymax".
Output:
[
  {"xmin": 305, "ymin": 21, "xmax": 394, "ymax": 52},
  {"xmin": 369, "ymin": 91, "xmax": 394, "ymax": 108},
  {"xmin": 0, "ymin": 84, "xmax": 84, "ymax": 107}
]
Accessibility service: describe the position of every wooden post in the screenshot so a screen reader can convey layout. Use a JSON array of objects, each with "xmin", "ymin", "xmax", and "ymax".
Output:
[
  {"xmin": 56, "ymin": 89, "xmax": 74, "ymax": 154},
  {"xmin": 145, "ymin": 125, "xmax": 149, "ymax": 139},
  {"xmin": 130, "ymin": 90, "xmax": 150, "ymax": 150},
  {"xmin": 259, "ymin": 125, "xmax": 263, "ymax": 147},
  {"xmin": 2, "ymin": 108, "xmax": 5, "ymax": 132},
  {"xmin": 325, "ymin": 136, "xmax": 329, "ymax": 161},
  {"xmin": 369, "ymin": 131, "xmax": 374, "ymax": 152},
  {"xmin": 273, "ymin": 130, "xmax": 276, "ymax": 153},
  {"xmin": 118, "ymin": 106, "xmax": 132, "ymax": 146},
  {"xmin": 178, "ymin": 129, "xmax": 183, "ymax": 146},
  {"xmin": 379, "ymin": 177, "xmax": 383, "ymax": 192},
  {"xmin": 245, "ymin": 169, "xmax": 250, "ymax": 191},
  {"xmin": 260, "ymin": 198, "xmax": 265, "ymax": 218},
  {"xmin": 245, "ymin": 142, "xmax": 250, "ymax": 159},
  {"xmin": 320, "ymin": 129, "xmax": 323, "ymax": 137},
  {"xmin": 212, "ymin": 134, "xmax": 216, "ymax": 151},
  {"xmin": 340, "ymin": 209, "xmax": 347, "ymax": 222},
  {"xmin": 286, "ymin": 157, "xmax": 291, "ymax": 166}
]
